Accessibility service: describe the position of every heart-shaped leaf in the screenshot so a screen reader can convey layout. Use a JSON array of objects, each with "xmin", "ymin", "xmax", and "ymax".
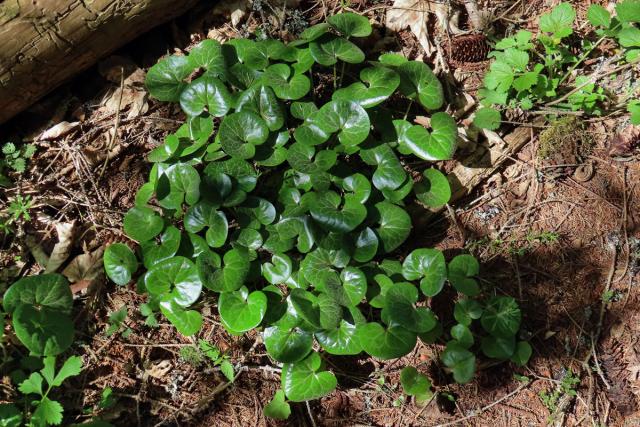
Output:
[
  {"xmin": 373, "ymin": 202, "xmax": 411, "ymax": 253},
  {"xmin": 123, "ymin": 206, "xmax": 164, "ymax": 242},
  {"xmin": 157, "ymin": 163, "xmax": 201, "ymax": 208},
  {"xmin": 353, "ymin": 227, "xmax": 379, "ymax": 262},
  {"xmin": 287, "ymin": 143, "xmax": 337, "ymax": 174},
  {"xmin": 4, "ymin": 274, "xmax": 72, "ymax": 315},
  {"xmin": 264, "ymin": 390, "xmax": 291, "ymax": 420},
  {"xmin": 396, "ymin": 61, "xmax": 444, "ymax": 110},
  {"xmin": 289, "ymin": 289, "xmax": 321, "ymax": 328},
  {"xmin": 315, "ymin": 100, "xmax": 370, "ymax": 147},
  {"xmin": 104, "ymin": 243, "xmax": 138, "ymax": 286},
  {"xmin": 219, "ymin": 287, "xmax": 267, "ymax": 332},
  {"xmin": 202, "ymin": 248, "xmax": 251, "ymax": 292},
  {"xmin": 189, "ymin": 39, "xmax": 227, "ymax": 76},
  {"xmin": 263, "ymin": 64, "xmax": 311, "ymax": 100},
  {"xmin": 510, "ymin": 341, "xmax": 532, "ymax": 366},
  {"xmin": 401, "ymin": 248, "xmax": 447, "ymax": 297},
  {"xmin": 184, "ymin": 202, "xmax": 228, "ymax": 248},
  {"xmin": 341, "ymin": 267, "xmax": 367, "ymax": 306},
  {"xmin": 414, "ymin": 168, "xmax": 451, "ymax": 208},
  {"xmin": 453, "ymin": 299, "xmax": 483, "ymax": 326},
  {"xmin": 145, "ymin": 257, "xmax": 202, "ymax": 307},
  {"xmin": 236, "ymin": 85, "xmax": 286, "ymax": 131},
  {"xmin": 309, "ymin": 35, "xmax": 365, "ymax": 66},
  {"xmin": 145, "ymin": 55, "xmax": 194, "ymax": 102},
  {"xmin": 481, "ymin": 296, "xmax": 521, "ymax": 337},
  {"xmin": 333, "ymin": 67, "xmax": 400, "ymax": 108},
  {"xmin": 451, "ymin": 324, "xmax": 474, "ymax": 348},
  {"xmin": 282, "ymin": 352, "xmax": 337, "ymax": 402},
  {"xmin": 179, "ymin": 75, "xmax": 232, "ymax": 117},
  {"xmin": 327, "ymin": 12, "xmax": 372, "ymax": 38},
  {"xmin": 315, "ymin": 319, "xmax": 362, "ymax": 355},
  {"xmin": 140, "ymin": 226, "xmax": 181, "ymax": 268},
  {"xmin": 401, "ymin": 113, "xmax": 457, "ymax": 161},
  {"xmin": 481, "ymin": 335, "xmax": 516, "ymax": 359},
  {"xmin": 159, "ymin": 298, "xmax": 202, "ymax": 336},
  {"xmin": 308, "ymin": 191, "xmax": 367, "ymax": 233},
  {"xmin": 264, "ymin": 325, "xmax": 313, "ymax": 363},
  {"xmin": 299, "ymin": 23, "xmax": 331, "ymax": 42},
  {"xmin": 12, "ymin": 305, "xmax": 74, "ymax": 356},
  {"xmin": 226, "ymin": 38, "xmax": 269, "ymax": 70},
  {"xmin": 356, "ymin": 322, "xmax": 417, "ymax": 359},
  {"xmin": 400, "ymin": 366, "xmax": 432, "ymax": 397},
  {"xmin": 441, "ymin": 342, "xmax": 476, "ymax": 384},
  {"xmin": 448, "ymin": 254, "xmax": 480, "ymax": 296},
  {"xmin": 262, "ymin": 253, "xmax": 293, "ymax": 284},
  {"xmin": 219, "ymin": 111, "xmax": 269, "ymax": 159}
]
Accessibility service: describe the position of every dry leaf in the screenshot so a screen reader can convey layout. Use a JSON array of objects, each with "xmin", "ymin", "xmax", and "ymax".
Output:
[
  {"xmin": 45, "ymin": 221, "xmax": 75, "ymax": 273},
  {"xmin": 145, "ymin": 360, "xmax": 173, "ymax": 380},
  {"xmin": 63, "ymin": 245, "xmax": 105, "ymax": 294},
  {"xmin": 38, "ymin": 121, "xmax": 80, "ymax": 141},
  {"xmin": 212, "ymin": 0, "xmax": 248, "ymax": 27}
]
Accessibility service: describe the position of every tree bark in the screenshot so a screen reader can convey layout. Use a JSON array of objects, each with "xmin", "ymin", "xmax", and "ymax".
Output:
[{"xmin": 0, "ymin": 0, "xmax": 200, "ymax": 125}]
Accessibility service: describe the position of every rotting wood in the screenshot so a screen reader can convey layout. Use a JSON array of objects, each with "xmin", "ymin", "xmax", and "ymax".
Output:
[{"xmin": 0, "ymin": 0, "xmax": 200, "ymax": 124}]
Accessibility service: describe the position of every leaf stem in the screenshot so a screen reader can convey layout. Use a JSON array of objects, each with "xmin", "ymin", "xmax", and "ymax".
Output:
[
  {"xmin": 403, "ymin": 100, "xmax": 414, "ymax": 121},
  {"xmin": 333, "ymin": 64, "xmax": 337, "ymax": 90}
]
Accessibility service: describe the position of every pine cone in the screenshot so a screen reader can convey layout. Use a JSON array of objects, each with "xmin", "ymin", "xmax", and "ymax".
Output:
[{"xmin": 447, "ymin": 34, "xmax": 490, "ymax": 68}]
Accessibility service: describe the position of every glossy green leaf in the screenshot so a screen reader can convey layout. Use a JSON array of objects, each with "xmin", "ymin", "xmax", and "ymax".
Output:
[
  {"xmin": 264, "ymin": 390, "xmax": 291, "ymax": 420},
  {"xmin": 159, "ymin": 298, "xmax": 203, "ymax": 336},
  {"xmin": 374, "ymin": 202, "xmax": 411, "ymax": 253},
  {"xmin": 310, "ymin": 35, "xmax": 365, "ymax": 66},
  {"xmin": 327, "ymin": 12, "xmax": 372, "ymax": 37},
  {"xmin": 401, "ymin": 113, "xmax": 457, "ymax": 161},
  {"xmin": 145, "ymin": 55, "xmax": 194, "ymax": 102},
  {"xmin": 356, "ymin": 322, "xmax": 417, "ymax": 359},
  {"xmin": 4, "ymin": 274, "xmax": 72, "ymax": 315},
  {"xmin": 227, "ymin": 38, "xmax": 269, "ymax": 70},
  {"xmin": 157, "ymin": 163, "xmax": 201, "ymax": 208},
  {"xmin": 264, "ymin": 325, "xmax": 313, "ymax": 363},
  {"xmin": 219, "ymin": 287, "xmax": 267, "ymax": 332},
  {"xmin": 453, "ymin": 299, "xmax": 483, "ymax": 326},
  {"xmin": 282, "ymin": 352, "xmax": 337, "ymax": 402},
  {"xmin": 236, "ymin": 85, "xmax": 286, "ymax": 131},
  {"xmin": 414, "ymin": 168, "xmax": 451, "ymax": 208},
  {"xmin": 316, "ymin": 319, "xmax": 362, "ymax": 355},
  {"xmin": 140, "ymin": 226, "xmax": 181, "ymax": 268},
  {"xmin": 144, "ymin": 256, "xmax": 202, "ymax": 307},
  {"xmin": 333, "ymin": 67, "xmax": 400, "ymax": 108},
  {"xmin": 104, "ymin": 243, "xmax": 138, "ymax": 286},
  {"xmin": 451, "ymin": 324, "xmax": 474, "ymax": 348},
  {"xmin": 179, "ymin": 75, "xmax": 232, "ymax": 117},
  {"xmin": 203, "ymin": 248, "xmax": 251, "ymax": 292},
  {"xmin": 341, "ymin": 267, "xmax": 367, "ymax": 306},
  {"xmin": 299, "ymin": 23, "xmax": 331, "ymax": 42},
  {"xmin": 123, "ymin": 206, "xmax": 164, "ymax": 242},
  {"xmin": 397, "ymin": 61, "xmax": 444, "ymax": 110},
  {"xmin": 448, "ymin": 254, "xmax": 480, "ymax": 296},
  {"xmin": 219, "ymin": 111, "xmax": 269, "ymax": 159},
  {"xmin": 402, "ymin": 248, "xmax": 447, "ymax": 297},
  {"xmin": 189, "ymin": 39, "xmax": 227, "ymax": 76},
  {"xmin": 481, "ymin": 296, "xmax": 521, "ymax": 337},
  {"xmin": 315, "ymin": 100, "xmax": 370, "ymax": 146},
  {"xmin": 308, "ymin": 191, "xmax": 367, "ymax": 233},
  {"xmin": 353, "ymin": 227, "xmax": 378, "ymax": 262},
  {"xmin": 184, "ymin": 202, "xmax": 228, "ymax": 248},
  {"xmin": 263, "ymin": 64, "xmax": 311, "ymax": 100},
  {"xmin": 262, "ymin": 253, "xmax": 293, "ymax": 284}
]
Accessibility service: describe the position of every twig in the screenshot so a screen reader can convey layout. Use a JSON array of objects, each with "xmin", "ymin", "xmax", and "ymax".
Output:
[
  {"xmin": 306, "ymin": 401, "xmax": 318, "ymax": 427},
  {"xmin": 590, "ymin": 337, "xmax": 611, "ymax": 390},
  {"xmin": 99, "ymin": 67, "xmax": 125, "ymax": 179},
  {"xmin": 433, "ymin": 382, "xmax": 530, "ymax": 427}
]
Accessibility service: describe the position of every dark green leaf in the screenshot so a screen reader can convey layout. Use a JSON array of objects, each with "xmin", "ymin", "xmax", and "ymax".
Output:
[
  {"xmin": 145, "ymin": 56, "xmax": 194, "ymax": 102},
  {"xmin": 356, "ymin": 322, "xmax": 417, "ymax": 359},
  {"xmin": 123, "ymin": 207, "xmax": 164, "ymax": 242},
  {"xmin": 219, "ymin": 111, "xmax": 270, "ymax": 159},
  {"xmin": 4, "ymin": 274, "xmax": 72, "ymax": 315},
  {"xmin": 327, "ymin": 12, "xmax": 372, "ymax": 37},
  {"xmin": 104, "ymin": 243, "xmax": 138, "ymax": 286},
  {"xmin": 481, "ymin": 296, "xmax": 521, "ymax": 337},
  {"xmin": 264, "ymin": 325, "xmax": 313, "ymax": 363}
]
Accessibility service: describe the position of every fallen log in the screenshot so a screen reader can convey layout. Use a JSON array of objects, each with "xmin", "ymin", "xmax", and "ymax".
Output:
[{"xmin": 0, "ymin": 0, "xmax": 200, "ymax": 125}]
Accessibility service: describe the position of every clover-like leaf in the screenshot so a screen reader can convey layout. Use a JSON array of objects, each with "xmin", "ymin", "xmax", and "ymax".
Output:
[
  {"xmin": 307, "ymin": 191, "xmax": 367, "ymax": 233},
  {"xmin": 219, "ymin": 286, "xmax": 267, "ymax": 332},
  {"xmin": 282, "ymin": 352, "xmax": 337, "ymax": 402},
  {"xmin": 441, "ymin": 342, "xmax": 476, "ymax": 384},
  {"xmin": 587, "ymin": 4, "xmax": 611, "ymax": 28},
  {"xmin": 104, "ymin": 243, "xmax": 138, "ymax": 286},
  {"xmin": 123, "ymin": 206, "xmax": 164, "ymax": 242},
  {"xmin": 373, "ymin": 201, "xmax": 411, "ymax": 253},
  {"xmin": 453, "ymin": 299, "xmax": 483, "ymax": 326},
  {"xmin": 309, "ymin": 35, "xmax": 365, "ymax": 66},
  {"xmin": 401, "ymin": 248, "xmax": 447, "ymax": 296},
  {"xmin": 264, "ymin": 325, "xmax": 313, "ymax": 363},
  {"xmin": 144, "ymin": 256, "xmax": 202, "ymax": 307},
  {"xmin": 481, "ymin": 296, "xmax": 521, "ymax": 337},
  {"xmin": 356, "ymin": 322, "xmax": 417, "ymax": 359},
  {"xmin": 159, "ymin": 298, "xmax": 202, "ymax": 336},
  {"xmin": 179, "ymin": 75, "xmax": 232, "ymax": 117},
  {"xmin": 264, "ymin": 390, "xmax": 291, "ymax": 420},
  {"xmin": 315, "ymin": 100, "xmax": 370, "ymax": 147},
  {"xmin": 145, "ymin": 55, "xmax": 194, "ymax": 102},
  {"xmin": 401, "ymin": 113, "xmax": 457, "ymax": 161},
  {"xmin": 184, "ymin": 202, "xmax": 228, "ymax": 248},
  {"xmin": 327, "ymin": 12, "xmax": 372, "ymax": 38},
  {"xmin": 333, "ymin": 67, "xmax": 400, "ymax": 108},
  {"xmin": 263, "ymin": 64, "xmax": 311, "ymax": 100},
  {"xmin": 396, "ymin": 61, "xmax": 444, "ymax": 110},
  {"xmin": 4, "ymin": 274, "xmax": 72, "ymax": 315},
  {"xmin": 219, "ymin": 111, "xmax": 269, "ymax": 159},
  {"xmin": 448, "ymin": 254, "xmax": 480, "ymax": 296},
  {"xmin": 236, "ymin": 85, "xmax": 286, "ymax": 131},
  {"xmin": 451, "ymin": 324, "xmax": 474, "ymax": 348}
]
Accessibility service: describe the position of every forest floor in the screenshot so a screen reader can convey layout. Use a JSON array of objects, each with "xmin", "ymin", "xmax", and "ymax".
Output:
[{"xmin": 1, "ymin": 0, "xmax": 639, "ymax": 426}]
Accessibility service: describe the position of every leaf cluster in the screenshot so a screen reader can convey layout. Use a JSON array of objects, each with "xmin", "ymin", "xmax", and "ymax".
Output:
[
  {"xmin": 474, "ymin": 1, "xmax": 640, "ymax": 129},
  {"xmin": 1, "ymin": 142, "xmax": 36, "ymax": 187}
]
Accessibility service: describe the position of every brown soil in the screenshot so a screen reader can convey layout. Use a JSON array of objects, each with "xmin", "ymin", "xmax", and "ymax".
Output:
[{"xmin": 1, "ymin": 1, "xmax": 639, "ymax": 426}]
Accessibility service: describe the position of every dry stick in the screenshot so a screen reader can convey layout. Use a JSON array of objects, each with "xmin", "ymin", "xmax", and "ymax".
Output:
[
  {"xmin": 99, "ymin": 67, "xmax": 125, "ymax": 179},
  {"xmin": 545, "ymin": 57, "xmax": 640, "ymax": 108},
  {"xmin": 590, "ymin": 337, "xmax": 611, "ymax": 390},
  {"xmin": 433, "ymin": 382, "xmax": 530, "ymax": 427}
]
